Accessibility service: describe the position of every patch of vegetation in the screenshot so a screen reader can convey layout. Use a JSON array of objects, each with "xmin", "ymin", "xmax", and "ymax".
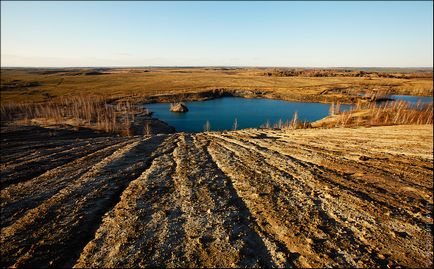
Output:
[
  {"xmin": 313, "ymin": 100, "xmax": 433, "ymax": 128},
  {"xmin": 0, "ymin": 95, "xmax": 150, "ymax": 135}
]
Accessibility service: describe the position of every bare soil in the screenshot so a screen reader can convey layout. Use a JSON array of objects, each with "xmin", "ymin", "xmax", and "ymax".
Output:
[{"xmin": 1, "ymin": 125, "xmax": 432, "ymax": 268}]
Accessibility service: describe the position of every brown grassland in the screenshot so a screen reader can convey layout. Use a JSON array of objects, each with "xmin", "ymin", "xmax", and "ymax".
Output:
[
  {"xmin": 1, "ymin": 67, "xmax": 432, "ymax": 104},
  {"xmin": 1, "ymin": 67, "xmax": 432, "ymax": 134}
]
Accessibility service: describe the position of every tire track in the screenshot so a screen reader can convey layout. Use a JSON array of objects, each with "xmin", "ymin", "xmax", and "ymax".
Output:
[
  {"xmin": 0, "ymin": 139, "xmax": 132, "ymax": 228},
  {"xmin": 74, "ymin": 134, "xmax": 182, "ymax": 268},
  {"xmin": 1, "ymin": 138, "xmax": 127, "ymax": 188},
  {"xmin": 1, "ymin": 125, "xmax": 432, "ymax": 268},
  {"xmin": 226, "ymin": 132, "xmax": 433, "ymax": 215},
  {"xmin": 0, "ymin": 137, "xmax": 123, "ymax": 164},
  {"xmin": 172, "ymin": 134, "xmax": 275, "ymax": 267},
  {"xmin": 213, "ymin": 131, "xmax": 432, "ymax": 267},
  {"xmin": 207, "ymin": 138, "xmax": 317, "ymax": 267},
  {"xmin": 209, "ymin": 133, "xmax": 429, "ymax": 266},
  {"xmin": 0, "ymin": 135, "xmax": 167, "ymax": 268}
]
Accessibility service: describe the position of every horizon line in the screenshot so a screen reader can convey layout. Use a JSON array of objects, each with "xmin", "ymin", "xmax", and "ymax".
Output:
[{"xmin": 1, "ymin": 65, "xmax": 433, "ymax": 69}]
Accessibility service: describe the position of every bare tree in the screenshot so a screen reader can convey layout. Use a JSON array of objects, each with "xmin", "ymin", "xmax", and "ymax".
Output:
[
  {"xmin": 232, "ymin": 118, "xmax": 238, "ymax": 131},
  {"xmin": 290, "ymin": 111, "xmax": 299, "ymax": 129},
  {"xmin": 144, "ymin": 121, "xmax": 152, "ymax": 136},
  {"xmin": 329, "ymin": 102, "xmax": 335, "ymax": 116},
  {"xmin": 260, "ymin": 119, "xmax": 271, "ymax": 129},
  {"xmin": 203, "ymin": 120, "xmax": 211, "ymax": 132}
]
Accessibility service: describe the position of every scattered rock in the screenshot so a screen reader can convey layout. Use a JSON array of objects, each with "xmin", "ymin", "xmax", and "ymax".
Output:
[
  {"xmin": 170, "ymin": 103, "xmax": 189, "ymax": 113},
  {"xmin": 395, "ymin": 231, "xmax": 409, "ymax": 238},
  {"xmin": 359, "ymin": 156, "xmax": 370, "ymax": 161}
]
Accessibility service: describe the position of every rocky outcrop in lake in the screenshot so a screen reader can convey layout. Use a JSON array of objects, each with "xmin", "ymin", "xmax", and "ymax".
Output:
[{"xmin": 170, "ymin": 102, "xmax": 189, "ymax": 113}]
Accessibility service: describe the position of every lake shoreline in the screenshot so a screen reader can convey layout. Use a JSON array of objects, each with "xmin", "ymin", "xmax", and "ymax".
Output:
[
  {"xmin": 142, "ymin": 94, "xmax": 432, "ymax": 132},
  {"xmin": 118, "ymin": 88, "xmax": 371, "ymax": 106}
]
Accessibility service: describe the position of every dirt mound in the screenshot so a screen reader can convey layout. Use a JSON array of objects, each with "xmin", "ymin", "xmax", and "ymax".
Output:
[{"xmin": 1, "ymin": 125, "xmax": 432, "ymax": 268}]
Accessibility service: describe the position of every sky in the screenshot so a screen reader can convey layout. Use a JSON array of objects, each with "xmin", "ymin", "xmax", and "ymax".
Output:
[{"xmin": 1, "ymin": 1, "xmax": 433, "ymax": 67}]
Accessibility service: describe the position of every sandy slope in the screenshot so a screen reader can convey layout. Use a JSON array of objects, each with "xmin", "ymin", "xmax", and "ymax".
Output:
[{"xmin": 1, "ymin": 125, "xmax": 432, "ymax": 268}]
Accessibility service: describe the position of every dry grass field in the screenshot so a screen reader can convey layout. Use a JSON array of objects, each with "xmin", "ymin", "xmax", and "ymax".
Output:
[{"xmin": 1, "ymin": 67, "xmax": 432, "ymax": 104}]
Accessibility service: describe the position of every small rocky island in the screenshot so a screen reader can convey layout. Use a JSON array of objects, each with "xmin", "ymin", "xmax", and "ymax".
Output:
[{"xmin": 170, "ymin": 102, "xmax": 189, "ymax": 113}]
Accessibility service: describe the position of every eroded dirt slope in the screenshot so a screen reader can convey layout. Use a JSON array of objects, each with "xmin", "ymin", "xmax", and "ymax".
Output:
[{"xmin": 1, "ymin": 125, "xmax": 433, "ymax": 268}]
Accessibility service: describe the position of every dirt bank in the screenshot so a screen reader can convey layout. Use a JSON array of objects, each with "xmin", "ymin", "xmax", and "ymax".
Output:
[
  {"xmin": 1, "ymin": 125, "xmax": 432, "ymax": 268},
  {"xmin": 124, "ymin": 88, "xmax": 363, "ymax": 105}
]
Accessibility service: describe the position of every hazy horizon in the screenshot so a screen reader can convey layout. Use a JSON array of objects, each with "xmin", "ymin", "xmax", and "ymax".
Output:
[
  {"xmin": 1, "ymin": 65, "xmax": 433, "ymax": 69},
  {"xmin": 2, "ymin": 1, "xmax": 433, "ymax": 67}
]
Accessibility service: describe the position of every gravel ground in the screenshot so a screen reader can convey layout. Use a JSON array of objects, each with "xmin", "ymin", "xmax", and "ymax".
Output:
[{"xmin": 1, "ymin": 125, "xmax": 432, "ymax": 268}]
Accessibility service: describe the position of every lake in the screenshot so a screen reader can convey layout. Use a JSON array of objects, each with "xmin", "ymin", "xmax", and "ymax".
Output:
[
  {"xmin": 145, "ymin": 95, "xmax": 433, "ymax": 132},
  {"xmin": 389, "ymin": 95, "xmax": 433, "ymax": 105},
  {"xmin": 145, "ymin": 97, "xmax": 352, "ymax": 132}
]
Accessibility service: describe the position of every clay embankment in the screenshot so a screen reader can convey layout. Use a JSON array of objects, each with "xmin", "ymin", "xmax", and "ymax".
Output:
[
  {"xmin": 127, "ymin": 88, "xmax": 365, "ymax": 105},
  {"xmin": 0, "ymin": 125, "xmax": 432, "ymax": 268}
]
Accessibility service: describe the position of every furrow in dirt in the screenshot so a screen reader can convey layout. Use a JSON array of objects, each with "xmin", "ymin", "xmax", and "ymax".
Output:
[
  {"xmin": 170, "ymin": 133, "xmax": 274, "ymax": 268},
  {"xmin": 208, "ymin": 132, "xmax": 432, "ymax": 267},
  {"xmin": 244, "ymin": 127, "xmax": 433, "ymax": 174},
  {"xmin": 0, "ymin": 139, "xmax": 133, "ymax": 228},
  {"xmin": 225, "ymin": 131, "xmax": 433, "ymax": 222},
  {"xmin": 269, "ymin": 134, "xmax": 433, "ymax": 190},
  {"xmin": 0, "ymin": 136, "xmax": 124, "ymax": 164},
  {"xmin": 263, "ymin": 125, "xmax": 433, "ymax": 160},
  {"xmin": 0, "ymin": 137, "xmax": 129, "ymax": 188},
  {"xmin": 73, "ymin": 134, "xmax": 181, "ymax": 268},
  {"xmin": 0, "ymin": 137, "xmax": 115, "ymax": 166},
  {"xmin": 75, "ymin": 133, "xmax": 276, "ymax": 268},
  {"xmin": 1, "ymin": 125, "xmax": 432, "ymax": 268},
  {"xmin": 256, "ymin": 131, "xmax": 432, "ymax": 220},
  {"xmin": 208, "ymin": 137, "xmax": 319, "ymax": 267},
  {"xmin": 0, "ymin": 135, "xmax": 167, "ymax": 268},
  {"xmin": 222, "ymin": 131, "xmax": 433, "ymax": 229}
]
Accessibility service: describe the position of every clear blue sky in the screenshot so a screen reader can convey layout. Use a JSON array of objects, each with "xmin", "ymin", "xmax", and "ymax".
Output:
[{"xmin": 1, "ymin": 1, "xmax": 433, "ymax": 67}]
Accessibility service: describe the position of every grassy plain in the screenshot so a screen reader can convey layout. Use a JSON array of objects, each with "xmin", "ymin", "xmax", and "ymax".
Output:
[{"xmin": 1, "ymin": 67, "xmax": 432, "ymax": 104}]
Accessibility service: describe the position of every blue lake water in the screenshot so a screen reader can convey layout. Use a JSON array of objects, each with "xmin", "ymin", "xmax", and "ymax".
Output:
[
  {"xmin": 145, "ymin": 97, "xmax": 352, "ymax": 132},
  {"xmin": 145, "ymin": 95, "xmax": 432, "ymax": 132},
  {"xmin": 389, "ymin": 95, "xmax": 432, "ymax": 104}
]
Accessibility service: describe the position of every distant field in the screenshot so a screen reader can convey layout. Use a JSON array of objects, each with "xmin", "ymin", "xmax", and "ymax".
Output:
[{"xmin": 1, "ymin": 67, "xmax": 432, "ymax": 104}]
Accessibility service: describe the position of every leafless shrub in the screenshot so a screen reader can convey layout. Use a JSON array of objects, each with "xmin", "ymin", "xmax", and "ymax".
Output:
[
  {"xmin": 232, "ymin": 118, "xmax": 238, "ymax": 131},
  {"xmin": 273, "ymin": 118, "xmax": 283, "ymax": 129},
  {"xmin": 289, "ymin": 111, "xmax": 299, "ymax": 129},
  {"xmin": 203, "ymin": 120, "xmax": 211, "ymax": 132},
  {"xmin": 363, "ymin": 89, "xmax": 392, "ymax": 101},
  {"xmin": 144, "ymin": 121, "xmax": 152, "ymax": 136},
  {"xmin": 329, "ymin": 100, "xmax": 433, "ymax": 127},
  {"xmin": 261, "ymin": 112, "xmax": 312, "ymax": 131},
  {"xmin": 0, "ymin": 95, "xmax": 148, "ymax": 134},
  {"xmin": 260, "ymin": 119, "xmax": 271, "ymax": 129},
  {"xmin": 329, "ymin": 102, "xmax": 341, "ymax": 116}
]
